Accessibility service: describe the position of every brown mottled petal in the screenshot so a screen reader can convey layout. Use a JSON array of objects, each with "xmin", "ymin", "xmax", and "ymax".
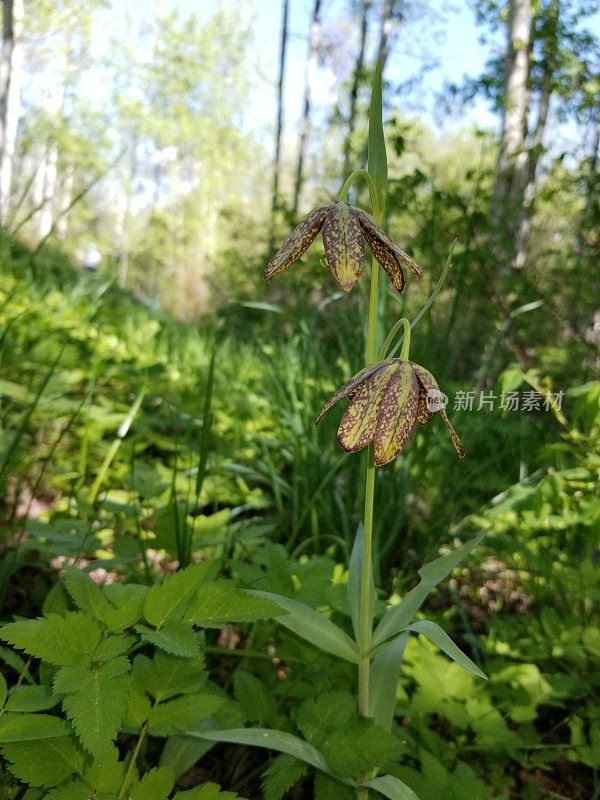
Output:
[
  {"xmin": 416, "ymin": 389, "xmax": 433, "ymax": 425},
  {"xmin": 412, "ymin": 363, "xmax": 465, "ymax": 457},
  {"xmin": 338, "ymin": 364, "xmax": 397, "ymax": 454},
  {"xmin": 373, "ymin": 362, "xmax": 419, "ymax": 466},
  {"xmin": 411, "ymin": 363, "xmax": 439, "ymax": 394},
  {"xmin": 264, "ymin": 206, "xmax": 330, "ymax": 282},
  {"xmin": 321, "ymin": 202, "xmax": 365, "ymax": 292},
  {"xmin": 439, "ymin": 408, "xmax": 466, "ymax": 458},
  {"xmin": 355, "ymin": 209, "xmax": 423, "ymax": 280},
  {"xmin": 315, "ymin": 360, "xmax": 394, "ymax": 425}
]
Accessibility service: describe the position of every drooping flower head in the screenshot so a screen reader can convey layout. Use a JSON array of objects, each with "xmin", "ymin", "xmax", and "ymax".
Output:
[
  {"xmin": 316, "ymin": 358, "xmax": 465, "ymax": 466},
  {"xmin": 264, "ymin": 201, "xmax": 422, "ymax": 293}
]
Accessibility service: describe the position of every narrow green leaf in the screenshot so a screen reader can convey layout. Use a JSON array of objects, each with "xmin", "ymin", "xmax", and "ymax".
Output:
[
  {"xmin": 369, "ymin": 632, "xmax": 409, "ymax": 731},
  {"xmin": 196, "ymin": 348, "xmax": 216, "ymax": 499},
  {"xmin": 367, "ymin": 59, "xmax": 388, "ymax": 215},
  {"xmin": 159, "ymin": 727, "xmax": 214, "ymax": 781},
  {"xmin": 372, "ymin": 534, "xmax": 484, "ymax": 648},
  {"xmin": 404, "ymin": 620, "xmax": 486, "ymax": 679},
  {"xmin": 196, "ymin": 728, "xmax": 336, "ymax": 778},
  {"xmin": 0, "ymin": 713, "xmax": 69, "ymax": 741},
  {"xmin": 363, "ymin": 774, "xmax": 420, "ymax": 800},
  {"xmin": 144, "ymin": 561, "xmax": 217, "ymax": 628},
  {"xmin": 1, "ymin": 736, "xmax": 84, "ymax": 787},
  {"xmin": 187, "ymin": 583, "xmax": 286, "ymax": 627},
  {"xmin": 0, "ymin": 672, "xmax": 6, "ymax": 708},
  {"xmin": 248, "ymin": 590, "xmax": 357, "ymax": 663},
  {"xmin": 347, "ymin": 524, "xmax": 374, "ymax": 640},
  {"xmin": 0, "ymin": 645, "xmax": 34, "ymax": 683}
]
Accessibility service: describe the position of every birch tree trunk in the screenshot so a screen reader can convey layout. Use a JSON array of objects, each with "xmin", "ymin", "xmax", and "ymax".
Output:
[
  {"xmin": 269, "ymin": 0, "xmax": 289, "ymax": 250},
  {"xmin": 491, "ymin": 0, "xmax": 532, "ymax": 269},
  {"xmin": 292, "ymin": 0, "xmax": 322, "ymax": 215},
  {"xmin": 342, "ymin": 0, "xmax": 371, "ymax": 179},
  {"xmin": 0, "ymin": 0, "xmax": 24, "ymax": 228}
]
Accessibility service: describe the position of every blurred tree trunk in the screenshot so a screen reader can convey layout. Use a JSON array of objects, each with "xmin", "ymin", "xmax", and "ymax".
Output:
[
  {"xmin": 492, "ymin": 0, "xmax": 558, "ymax": 271},
  {"xmin": 292, "ymin": 0, "xmax": 322, "ymax": 215},
  {"xmin": 0, "ymin": 0, "xmax": 24, "ymax": 228},
  {"xmin": 342, "ymin": 0, "xmax": 371, "ymax": 179},
  {"xmin": 269, "ymin": 0, "xmax": 289, "ymax": 249},
  {"xmin": 375, "ymin": 0, "xmax": 401, "ymax": 72}
]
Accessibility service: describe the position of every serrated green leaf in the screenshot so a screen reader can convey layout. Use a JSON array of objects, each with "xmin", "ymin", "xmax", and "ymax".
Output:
[
  {"xmin": 247, "ymin": 590, "xmax": 357, "ymax": 663},
  {"xmin": 136, "ymin": 621, "xmax": 199, "ymax": 657},
  {"xmin": 130, "ymin": 766, "xmax": 174, "ymax": 800},
  {"xmin": 404, "ymin": 620, "xmax": 486, "ymax": 679},
  {"xmin": 5, "ymin": 684, "xmax": 58, "ymax": 712},
  {"xmin": 173, "ymin": 782, "xmax": 243, "ymax": 799},
  {"xmin": 84, "ymin": 746, "xmax": 125, "ymax": 793},
  {"xmin": 54, "ymin": 661, "xmax": 131, "ymax": 757},
  {"xmin": 369, "ymin": 632, "xmax": 409, "ymax": 730},
  {"xmin": 262, "ymin": 754, "xmax": 307, "ymax": 800},
  {"xmin": 372, "ymin": 535, "xmax": 484, "ymax": 648},
  {"xmin": 0, "ymin": 713, "xmax": 69, "ymax": 741},
  {"xmin": 1, "ymin": 613, "xmax": 102, "ymax": 667},
  {"xmin": 64, "ymin": 568, "xmax": 112, "ymax": 620},
  {"xmin": 233, "ymin": 670, "xmax": 276, "ymax": 726},
  {"xmin": 148, "ymin": 692, "xmax": 223, "ymax": 736},
  {"xmin": 1, "ymin": 736, "xmax": 84, "ymax": 787},
  {"xmin": 144, "ymin": 562, "xmax": 217, "ymax": 627},
  {"xmin": 125, "ymin": 687, "xmax": 152, "ymax": 728},
  {"xmin": 363, "ymin": 774, "xmax": 420, "ymax": 800},
  {"xmin": 314, "ymin": 773, "xmax": 354, "ymax": 800},
  {"xmin": 132, "ymin": 652, "xmax": 206, "ymax": 702},
  {"xmin": 322, "ymin": 718, "xmax": 402, "ymax": 779},
  {"xmin": 99, "ymin": 584, "xmax": 148, "ymax": 631},
  {"xmin": 196, "ymin": 728, "xmax": 334, "ymax": 777},
  {"xmin": 92, "ymin": 634, "xmax": 135, "ymax": 662},
  {"xmin": 44, "ymin": 778, "xmax": 92, "ymax": 800},
  {"xmin": 187, "ymin": 583, "xmax": 285, "ymax": 627},
  {"xmin": 296, "ymin": 691, "xmax": 355, "ymax": 746}
]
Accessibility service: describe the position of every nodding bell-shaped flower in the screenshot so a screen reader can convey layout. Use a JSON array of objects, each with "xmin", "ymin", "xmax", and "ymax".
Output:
[
  {"xmin": 264, "ymin": 201, "xmax": 422, "ymax": 293},
  {"xmin": 316, "ymin": 358, "xmax": 465, "ymax": 466}
]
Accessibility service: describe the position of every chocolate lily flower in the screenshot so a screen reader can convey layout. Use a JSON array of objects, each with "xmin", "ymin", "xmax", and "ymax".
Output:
[
  {"xmin": 264, "ymin": 201, "xmax": 422, "ymax": 293},
  {"xmin": 316, "ymin": 358, "xmax": 465, "ymax": 466}
]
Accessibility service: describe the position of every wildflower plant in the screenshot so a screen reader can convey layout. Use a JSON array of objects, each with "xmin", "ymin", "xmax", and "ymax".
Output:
[{"xmin": 199, "ymin": 63, "xmax": 485, "ymax": 800}]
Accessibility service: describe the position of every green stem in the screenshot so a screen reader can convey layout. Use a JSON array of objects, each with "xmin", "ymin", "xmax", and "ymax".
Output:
[
  {"xmin": 378, "ymin": 317, "xmax": 411, "ymax": 362},
  {"xmin": 338, "ymin": 169, "xmax": 381, "ymax": 217},
  {"xmin": 118, "ymin": 723, "xmax": 148, "ymax": 799},
  {"xmin": 387, "ymin": 242, "xmax": 455, "ymax": 359},
  {"xmin": 357, "ymin": 208, "xmax": 382, "ymax": 727}
]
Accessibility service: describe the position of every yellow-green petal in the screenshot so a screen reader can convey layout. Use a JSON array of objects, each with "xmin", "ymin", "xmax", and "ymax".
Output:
[
  {"xmin": 264, "ymin": 206, "xmax": 330, "ymax": 282},
  {"xmin": 315, "ymin": 361, "xmax": 393, "ymax": 425},
  {"xmin": 338, "ymin": 364, "xmax": 397, "ymax": 453},
  {"xmin": 321, "ymin": 202, "xmax": 365, "ymax": 292},
  {"xmin": 374, "ymin": 361, "xmax": 419, "ymax": 465}
]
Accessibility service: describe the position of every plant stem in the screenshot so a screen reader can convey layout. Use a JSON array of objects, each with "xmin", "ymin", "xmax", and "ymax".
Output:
[
  {"xmin": 118, "ymin": 723, "xmax": 148, "ymax": 799},
  {"xmin": 356, "ymin": 212, "xmax": 382, "ymax": 800}
]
